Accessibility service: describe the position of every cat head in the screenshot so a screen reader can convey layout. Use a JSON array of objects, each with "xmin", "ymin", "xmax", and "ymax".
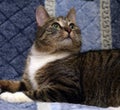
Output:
[{"xmin": 34, "ymin": 6, "xmax": 81, "ymax": 54}]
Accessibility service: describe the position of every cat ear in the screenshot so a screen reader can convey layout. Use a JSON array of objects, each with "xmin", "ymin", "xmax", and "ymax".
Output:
[
  {"xmin": 36, "ymin": 5, "xmax": 50, "ymax": 27},
  {"xmin": 67, "ymin": 8, "xmax": 76, "ymax": 23}
]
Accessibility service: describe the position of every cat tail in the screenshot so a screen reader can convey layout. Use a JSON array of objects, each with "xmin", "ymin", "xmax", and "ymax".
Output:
[{"xmin": 0, "ymin": 80, "xmax": 27, "ymax": 93}]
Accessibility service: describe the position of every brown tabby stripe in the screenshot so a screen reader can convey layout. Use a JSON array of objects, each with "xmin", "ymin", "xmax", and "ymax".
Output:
[{"xmin": 0, "ymin": 80, "xmax": 29, "ymax": 93}]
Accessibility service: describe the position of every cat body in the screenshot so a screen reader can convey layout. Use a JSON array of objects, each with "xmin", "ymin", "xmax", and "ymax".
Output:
[
  {"xmin": 26, "ymin": 49, "xmax": 120, "ymax": 107},
  {"xmin": 0, "ymin": 6, "xmax": 120, "ymax": 108}
]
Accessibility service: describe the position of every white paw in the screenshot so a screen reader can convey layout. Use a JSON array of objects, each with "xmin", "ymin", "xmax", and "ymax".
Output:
[{"xmin": 0, "ymin": 92, "xmax": 33, "ymax": 103}]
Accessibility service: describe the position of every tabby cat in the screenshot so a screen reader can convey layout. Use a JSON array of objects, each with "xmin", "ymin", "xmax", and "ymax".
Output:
[{"xmin": 0, "ymin": 5, "xmax": 120, "ymax": 108}]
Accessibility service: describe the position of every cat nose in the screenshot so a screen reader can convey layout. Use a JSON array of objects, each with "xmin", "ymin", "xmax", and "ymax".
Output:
[{"xmin": 64, "ymin": 27, "xmax": 71, "ymax": 33}]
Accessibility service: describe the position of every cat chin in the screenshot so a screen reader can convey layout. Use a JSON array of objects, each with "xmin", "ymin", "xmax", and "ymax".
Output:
[
  {"xmin": 60, "ymin": 39, "xmax": 79, "ymax": 49},
  {"xmin": 61, "ymin": 38, "xmax": 72, "ymax": 45}
]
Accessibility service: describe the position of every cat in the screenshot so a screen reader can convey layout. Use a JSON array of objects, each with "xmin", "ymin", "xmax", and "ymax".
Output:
[{"xmin": 0, "ymin": 5, "xmax": 120, "ymax": 108}]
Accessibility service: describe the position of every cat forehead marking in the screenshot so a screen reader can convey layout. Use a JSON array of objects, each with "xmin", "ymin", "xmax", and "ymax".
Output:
[{"xmin": 56, "ymin": 17, "xmax": 70, "ymax": 27}]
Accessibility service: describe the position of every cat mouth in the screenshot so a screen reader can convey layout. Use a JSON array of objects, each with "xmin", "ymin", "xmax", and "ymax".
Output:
[{"xmin": 62, "ymin": 36, "xmax": 73, "ymax": 44}]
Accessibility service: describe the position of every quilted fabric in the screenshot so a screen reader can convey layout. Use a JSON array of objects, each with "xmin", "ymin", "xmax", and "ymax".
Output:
[
  {"xmin": 0, "ymin": 0, "xmax": 44, "ymax": 80},
  {"xmin": 111, "ymin": 0, "xmax": 120, "ymax": 48},
  {"xmin": 0, "ymin": 100, "xmax": 36, "ymax": 110}
]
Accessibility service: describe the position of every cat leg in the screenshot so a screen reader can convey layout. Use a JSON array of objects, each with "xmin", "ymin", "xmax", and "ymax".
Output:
[
  {"xmin": 0, "ymin": 85, "xmax": 77, "ymax": 103},
  {"xmin": 0, "ymin": 87, "xmax": 66, "ymax": 103},
  {"xmin": 0, "ymin": 80, "xmax": 27, "ymax": 93},
  {"xmin": 0, "ymin": 80, "xmax": 33, "ymax": 103}
]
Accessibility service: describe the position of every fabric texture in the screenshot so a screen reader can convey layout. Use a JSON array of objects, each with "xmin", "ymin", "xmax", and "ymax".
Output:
[{"xmin": 0, "ymin": 0, "xmax": 119, "ymax": 110}]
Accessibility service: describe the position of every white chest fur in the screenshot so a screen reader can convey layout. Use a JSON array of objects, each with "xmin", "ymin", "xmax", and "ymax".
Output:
[{"xmin": 27, "ymin": 46, "xmax": 70, "ymax": 89}]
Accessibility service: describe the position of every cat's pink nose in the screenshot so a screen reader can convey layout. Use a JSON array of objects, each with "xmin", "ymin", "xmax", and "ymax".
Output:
[{"xmin": 64, "ymin": 27, "xmax": 71, "ymax": 33}]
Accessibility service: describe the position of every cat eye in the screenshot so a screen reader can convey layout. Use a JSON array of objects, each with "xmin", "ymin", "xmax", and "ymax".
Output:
[
  {"xmin": 52, "ymin": 23, "xmax": 61, "ymax": 29},
  {"xmin": 69, "ymin": 23, "xmax": 75, "ymax": 29}
]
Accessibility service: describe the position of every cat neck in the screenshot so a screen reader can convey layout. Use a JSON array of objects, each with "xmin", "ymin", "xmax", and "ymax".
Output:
[{"xmin": 30, "ymin": 44, "xmax": 71, "ymax": 57}]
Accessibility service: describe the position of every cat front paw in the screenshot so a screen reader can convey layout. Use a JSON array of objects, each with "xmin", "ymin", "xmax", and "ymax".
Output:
[
  {"xmin": 0, "ymin": 92, "xmax": 12, "ymax": 102},
  {"xmin": 0, "ymin": 92, "xmax": 33, "ymax": 103}
]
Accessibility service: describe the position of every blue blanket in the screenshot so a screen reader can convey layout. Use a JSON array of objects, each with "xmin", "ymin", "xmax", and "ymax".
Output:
[{"xmin": 0, "ymin": 0, "xmax": 120, "ymax": 110}]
